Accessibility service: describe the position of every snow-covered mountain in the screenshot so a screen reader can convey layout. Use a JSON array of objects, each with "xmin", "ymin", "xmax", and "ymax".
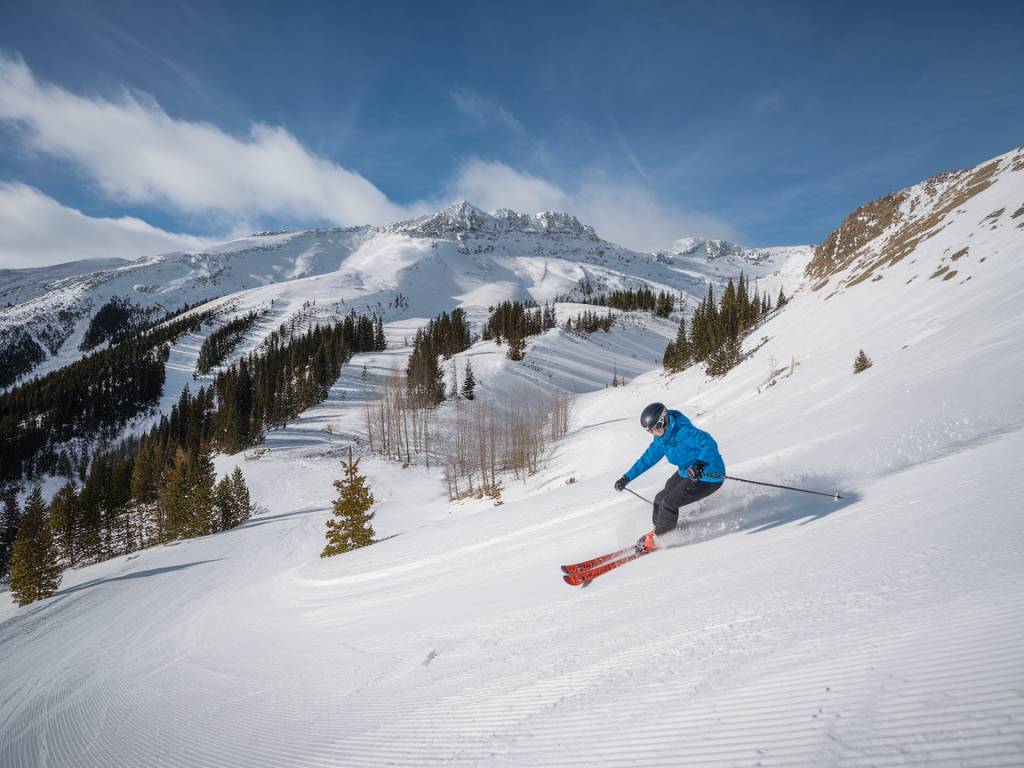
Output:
[
  {"xmin": 0, "ymin": 202, "xmax": 809, "ymax": 389},
  {"xmin": 807, "ymin": 144, "xmax": 1024, "ymax": 292},
  {"xmin": 2, "ymin": 145, "xmax": 1023, "ymax": 766}
]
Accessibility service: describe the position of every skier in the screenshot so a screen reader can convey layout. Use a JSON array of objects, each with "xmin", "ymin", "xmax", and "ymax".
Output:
[{"xmin": 614, "ymin": 402, "xmax": 725, "ymax": 553}]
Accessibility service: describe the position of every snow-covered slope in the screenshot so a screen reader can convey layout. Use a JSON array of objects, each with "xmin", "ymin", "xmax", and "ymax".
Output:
[
  {"xmin": 806, "ymin": 144, "xmax": 1024, "ymax": 292},
  {"xmin": 2, "ymin": 147, "xmax": 1023, "ymax": 766},
  {"xmin": 0, "ymin": 203, "xmax": 809, "ymax": 389},
  {"xmin": 0, "ymin": 258, "xmax": 126, "ymax": 307},
  {"xmin": 660, "ymin": 236, "xmax": 811, "ymax": 295}
]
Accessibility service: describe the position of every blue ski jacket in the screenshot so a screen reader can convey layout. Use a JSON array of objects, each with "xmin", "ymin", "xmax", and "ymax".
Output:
[{"xmin": 624, "ymin": 409, "xmax": 725, "ymax": 483}]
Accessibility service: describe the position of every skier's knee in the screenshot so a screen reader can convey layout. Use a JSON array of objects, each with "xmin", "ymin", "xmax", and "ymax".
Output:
[{"xmin": 654, "ymin": 507, "xmax": 679, "ymax": 536}]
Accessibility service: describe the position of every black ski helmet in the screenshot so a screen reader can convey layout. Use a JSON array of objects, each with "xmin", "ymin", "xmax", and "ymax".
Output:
[{"xmin": 640, "ymin": 402, "xmax": 668, "ymax": 431}]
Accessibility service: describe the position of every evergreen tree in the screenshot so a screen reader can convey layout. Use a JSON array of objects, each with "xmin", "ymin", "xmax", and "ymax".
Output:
[
  {"xmin": 481, "ymin": 300, "xmax": 543, "ymax": 346},
  {"xmin": 76, "ymin": 473, "xmax": 104, "ymax": 563},
  {"xmin": 196, "ymin": 311, "xmax": 260, "ymax": 374},
  {"xmin": 8, "ymin": 487, "xmax": 62, "ymax": 606},
  {"xmin": 507, "ymin": 334, "xmax": 526, "ymax": 361},
  {"xmin": 777, "ymin": 286, "xmax": 788, "ymax": 308},
  {"xmin": 214, "ymin": 468, "xmax": 252, "ymax": 531},
  {"xmin": 0, "ymin": 486, "xmax": 22, "ymax": 578},
  {"xmin": 130, "ymin": 439, "xmax": 159, "ymax": 504},
  {"xmin": 662, "ymin": 341, "xmax": 676, "ymax": 370},
  {"xmin": 213, "ymin": 476, "xmax": 234, "ymax": 533},
  {"xmin": 542, "ymin": 302, "xmax": 558, "ymax": 329},
  {"xmin": 736, "ymin": 273, "xmax": 751, "ymax": 328},
  {"xmin": 229, "ymin": 467, "xmax": 252, "ymax": 526},
  {"xmin": 663, "ymin": 317, "xmax": 690, "ymax": 373},
  {"xmin": 706, "ymin": 335, "xmax": 742, "ymax": 377},
  {"xmin": 461, "ymin": 360, "xmax": 476, "ymax": 400},
  {"xmin": 321, "ymin": 448, "xmax": 375, "ymax": 557},
  {"xmin": 159, "ymin": 448, "xmax": 191, "ymax": 540},
  {"xmin": 407, "ymin": 327, "xmax": 446, "ymax": 405},
  {"xmin": 106, "ymin": 455, "xmax": 134, "ymax": 554},
  {"xmin": 48, "ymin": 481, "xmax": 79, "ymax": 565},
  {"xmin": 449, "ymin": 360, "xmax": 460, "ymax": 400},
  {"xmin": 184, "ymin": 448, "xmax": 217, "ymax": 538},
  {"xmin": 853, "ymin": 349, "xmax": 873, "ymax": 374}
]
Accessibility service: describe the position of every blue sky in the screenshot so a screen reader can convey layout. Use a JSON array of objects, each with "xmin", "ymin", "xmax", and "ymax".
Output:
[{"xmin": 1, "ymin": 0, "xmax": 1022, "ymax": 267}]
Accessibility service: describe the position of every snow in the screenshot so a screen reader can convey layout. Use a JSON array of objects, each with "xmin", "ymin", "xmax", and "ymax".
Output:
[
  {"xmin": 1, "ymin": 203, "xmax": 808, "ymax": 393},
  {"xmin": 2, "ymin": 149, "xmax": 1024, "ymax": 765}
]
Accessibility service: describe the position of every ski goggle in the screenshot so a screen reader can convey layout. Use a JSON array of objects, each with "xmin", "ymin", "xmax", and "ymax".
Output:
[{"xmin": 647, "ymin": 411, "xmax": 668, "ymax": 432}]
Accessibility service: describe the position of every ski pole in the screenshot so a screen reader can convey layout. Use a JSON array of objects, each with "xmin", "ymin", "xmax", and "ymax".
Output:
[
  {"xmin": 703, "ymin": 472, "xmax": 843, "ymax": 500},
  {"xmin": 624, "ymin": 487, "xmax": 655, "ymax": 505},
  {"xmin": 625, "ymin": 476, "xmax": 843, "ymax": 502}
]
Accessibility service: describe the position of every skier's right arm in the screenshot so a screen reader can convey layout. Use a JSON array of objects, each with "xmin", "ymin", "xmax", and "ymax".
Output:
[{"xmin": 624, "ymin": 440, "xmax": 665, "ymax": 482}]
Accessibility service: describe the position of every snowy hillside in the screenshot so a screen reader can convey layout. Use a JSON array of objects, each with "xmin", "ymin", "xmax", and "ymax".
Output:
[
  {"xmin": 0, "ymin": 202, "xmax": 809, "ymax": 389},
  {"xmin": 1, "ymin": 146, "xmax": 1023, "ymax": 766}
]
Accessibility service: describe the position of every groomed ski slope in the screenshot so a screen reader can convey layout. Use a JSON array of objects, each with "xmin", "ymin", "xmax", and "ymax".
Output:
[{"xmin": 2, "ymin": 155, "xmax": 1024, "ymax": 765}]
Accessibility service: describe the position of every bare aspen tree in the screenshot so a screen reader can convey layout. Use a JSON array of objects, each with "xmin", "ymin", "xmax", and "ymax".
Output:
[
  {"xmin": 365, "ymin": 402, "xmax": 375, "ymax": 453},
  {"xmin": 364, "ymin": 364, "xmax": 574, "ymax": 499}
]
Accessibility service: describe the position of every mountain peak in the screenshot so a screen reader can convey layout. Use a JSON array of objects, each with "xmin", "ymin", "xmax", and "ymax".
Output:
[
  {"xmin": 393, "ymin": 201, "xmax": 492, "ymax": 237},
  {"xmin": 661, "ymin": 237, "xmax": 750, "ymax": 263},
  {"xmin": 393, "ymin": 202, "xmax": 597, "ymax": 240}
]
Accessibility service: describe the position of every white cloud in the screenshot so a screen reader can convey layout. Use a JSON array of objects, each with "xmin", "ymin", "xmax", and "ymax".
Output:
[
  {"xmin": 0, "ymin": 54, "xmax": 737, "ymax": 265},
  {"xmin": 450, "ymin": 159, "xmax": 738, "ymax": 251},
  {"xmin": 0, "ymin": 53, "xmax": 424, "ymax": 227},
  {"xmin": 451, "ymin": 88, "xmax": 524, "ymax": 133},
  {"xmin": 451, "ymin": 158, "xmax": 568, "ymax": 213},
  {"xmin": 0, "ymin": 182, "xmax": 220, "ymax": 269}
]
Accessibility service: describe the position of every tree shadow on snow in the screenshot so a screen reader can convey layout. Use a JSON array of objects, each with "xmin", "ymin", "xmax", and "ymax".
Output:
[
  {"xmin": 242, "ymin": 505, "xmax": 327, "ymax": 528},
  {"xmin": 0, "ymin": 559, "xmax": 229, "ymax": 643},
  {"xmin": 55, "ymin": 559, "xmax": 225, "ymax": 598}
]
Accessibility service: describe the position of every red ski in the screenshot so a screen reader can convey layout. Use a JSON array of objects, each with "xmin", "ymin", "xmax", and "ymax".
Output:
[
  {"xmin": 560, "ymin": 546, "xmax": 635, "ymax": 576},
  {"xmin": 562, "ymin": 548, "xmax": 653, "ymax": 586}
]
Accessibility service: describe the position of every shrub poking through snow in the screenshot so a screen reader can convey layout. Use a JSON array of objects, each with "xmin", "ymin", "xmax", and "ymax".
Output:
[{"xmin": 853, "ymin": 349, "xmax": 873, "ymax": 373}]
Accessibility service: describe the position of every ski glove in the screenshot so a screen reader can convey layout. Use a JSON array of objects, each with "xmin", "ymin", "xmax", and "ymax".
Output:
[
  {"xmin": 614, "ymin": 475, "xmax": 630, "ymax": 492},
  {"xmin": 686, "ymin": 461, "xmax": 707, "ymax": 481}
]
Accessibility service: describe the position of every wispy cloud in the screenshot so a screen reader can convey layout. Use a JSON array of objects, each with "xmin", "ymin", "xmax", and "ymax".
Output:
[
  {"xmin": 0, "ymin": 182, "xmax": 220, "ymax": 269},
  {"xmin": 0, "ymin": 54, "xmax": 736, "ymax": 266},
  {"xmin": 0, "ymin": 52, "xmax": 426, "ymax": 228},
  {"xmin": 608, "ymin": 116, "xmax": 652, "ymax": 182},
  {"xmin": 450, "ymin": 87, "xmax": 524, "ymax": 133}
]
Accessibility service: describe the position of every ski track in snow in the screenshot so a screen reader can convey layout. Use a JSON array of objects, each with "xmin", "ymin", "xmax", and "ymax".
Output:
[
  {"xmin": 1, "ymin": 433, "xmax": 1022, "ymax": 767},
  {"xmin": 3, "ymin": 157, "xmax": 1024, "ymax": 766}
]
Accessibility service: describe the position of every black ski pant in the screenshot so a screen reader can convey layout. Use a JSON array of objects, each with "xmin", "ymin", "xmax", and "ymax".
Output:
[{"xmin": 652, "ymin": 474, "xmax": 722, "ymax": 535}]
